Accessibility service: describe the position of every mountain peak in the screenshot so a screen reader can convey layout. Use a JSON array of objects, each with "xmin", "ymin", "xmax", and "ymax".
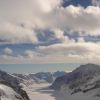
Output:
[
  {"xmin": 72, "ymin": 63, "xmax": 100, "ymax": 78},
  {"xmin": 74, "ymin": 63, "xmax": 100, "ymax": 72}
]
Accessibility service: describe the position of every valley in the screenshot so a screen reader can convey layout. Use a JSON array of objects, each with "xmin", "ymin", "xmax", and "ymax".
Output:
[{"xmin": 1, "ymin": 64, "xmax": 100, "ymax": 100}]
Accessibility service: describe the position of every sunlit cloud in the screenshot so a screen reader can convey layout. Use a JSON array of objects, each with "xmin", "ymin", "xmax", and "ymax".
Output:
[{"xmin": 0, "ymin": 0, "xmax": 100, "ymax": 64}]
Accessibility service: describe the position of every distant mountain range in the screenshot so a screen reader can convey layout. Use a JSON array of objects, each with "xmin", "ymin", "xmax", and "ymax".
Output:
[
  {"xmin": 13, "ymin": 71, "xmax": 67, "ymax": 83},
  {"xmin": 62, "ymin": 0, "xmax": 100, "ymax": 8}
]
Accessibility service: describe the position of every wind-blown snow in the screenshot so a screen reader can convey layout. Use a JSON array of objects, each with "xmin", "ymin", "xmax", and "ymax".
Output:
[{"xmin": 0, "ymin": 84, "xmax": 23, "ymax": 100}]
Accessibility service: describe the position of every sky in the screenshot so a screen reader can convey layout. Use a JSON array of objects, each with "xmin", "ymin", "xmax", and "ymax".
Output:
[
  {"xmin": 0, "ymin": 0, "xmax": 100, "ymax": 66},
  {"xmin": 0, "ymin": 63, "xmax": 80, "ymax": 74}
]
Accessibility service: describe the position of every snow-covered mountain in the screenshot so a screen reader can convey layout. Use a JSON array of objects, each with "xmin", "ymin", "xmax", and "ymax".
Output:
[
  {"xmin": 32, "ymin": 71, "xmax": 66, "ymax": 83},
  {"xmin": 1, "ymin": 64, "xmax": 100, "ymax": 100},
  {"xmin": 0, "ymin": 70, "xmax": 30, "ymax": 100},
  {"xmin": 13, "ymin": 71, "xmax": 66, "ymax": 84},
  {"xmin": 0, "ymin": 84, "xmax": 25, "ymax": 100},
  {"xmin": 13, "ymin": 73, "xmax": 45, "ymax": 84},
  {"xmin": 62, "ymin": 0, "xmax": 100, "ymax": 8},
  {"xmin": 0, "ymin": 70, "xmax": 66, "ymax": 100},
  {"xmin": 51, "ymin": 63, "xmax": 100, "ymax": 99}
]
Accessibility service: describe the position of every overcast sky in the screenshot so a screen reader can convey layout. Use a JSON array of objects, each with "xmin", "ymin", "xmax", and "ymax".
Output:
[{"xmin": 0, "ymin": 0, "xmax": 100, "ymax": 64}]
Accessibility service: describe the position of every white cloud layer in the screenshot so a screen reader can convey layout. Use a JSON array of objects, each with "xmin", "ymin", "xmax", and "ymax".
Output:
[
  {"xmin": 0, "ymin": 1, "xmax": 100, "ymax": 44},
  {"xmin": 0, "ymin": 0, "xmax": 100, "ymax": 63},
  {"xmin": 41, "ymin": 6, "xmax": 100, "ymax": 35},
  {"xmin": 1, "ymin": 38, "xmax": 100, "ymax": 64},
  {"xmin": 0, "ymin": 22, "xmax": 38, "ymax": 44}
]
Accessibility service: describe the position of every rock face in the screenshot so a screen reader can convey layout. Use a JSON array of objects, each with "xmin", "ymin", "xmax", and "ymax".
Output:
[
  {"xmin": 51, "ymin": 64, "xmax": 100, "ymax": 96},
  {"xmin": 0, "ymin": 70, "xmax": 30, "ymax": 100}
]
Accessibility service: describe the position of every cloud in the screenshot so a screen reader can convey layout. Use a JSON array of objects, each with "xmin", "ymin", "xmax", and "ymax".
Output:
[
  {"xmin": 19, "ymin": 36, "xmax": 100, "ymax": 64},
  {"xmin": 3, "ymin": 48, "xmax": 13, "ymax": 56},
  {"xmin": 37, "ymin": 41, "xmax": 100, "ymax": 56},
  {"xmin": 0, "ymin": 22, "xmax": 38, "ymax": 44},
  {"xmin": 0, "ymin": 1, "xmax": 100, "ymax": 45},
  {"xmin": 0, "ymin": 0, "xmax": 62, "ymax": 44},
  {"xmin": 51, "ymin": 29, "xmax": 70, "ymax": 43},
  {"xmin": 24, "ymin": 50, "xmax": 40, "ymax": 58},
  {"xmin": 0, "ymin": 1, "xmax": 100, "ymax": 43},
  {"xmin": 0, "ymin": 0, "xmax": 100, "ymax": 64},
  {"xmin": 1, "ymin": 37, "xmax": 100, "ymax": 64},
  {"xmin": 40, "ymin": 6, "xmax": 100, "ymax": 36},
  {"xmin": 92, "ymin": 0, "xmax": 100, "ymax": 7},
  {"xmin": 0, "ymin": 0, "xmax": 62, "ymax": 22}
]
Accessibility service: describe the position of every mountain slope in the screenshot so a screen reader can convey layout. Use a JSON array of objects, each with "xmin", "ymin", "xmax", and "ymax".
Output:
[
  {"xmin": 0, "ymin": 84, "xmax": 24, "ymax": 100},
  {"xmin": 0, "ymin": 70, "xmax": 30, "ymax": 100},
  {"xmin": 51, "ymin": 64, "xmax": 100, "ymax": 98}
]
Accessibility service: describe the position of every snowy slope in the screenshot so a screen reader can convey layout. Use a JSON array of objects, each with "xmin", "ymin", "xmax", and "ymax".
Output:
[
  {"xmin": 51, "ymin": 64, "xmax": 100, "ymax": 99},
  {"xmin": 1, "ymin": 64, "xmax": 100, "ymax": 100},
  {"xmin": 23, "ymin": 82, "xmax": 100, "ymax": 100},
  {"xmin": 0, "ymin": 70, "xmax": 30, "ymax": 100},
  {"xmin": 0, "ymin": 84, "xmax": 23, "ymax": 100}
]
